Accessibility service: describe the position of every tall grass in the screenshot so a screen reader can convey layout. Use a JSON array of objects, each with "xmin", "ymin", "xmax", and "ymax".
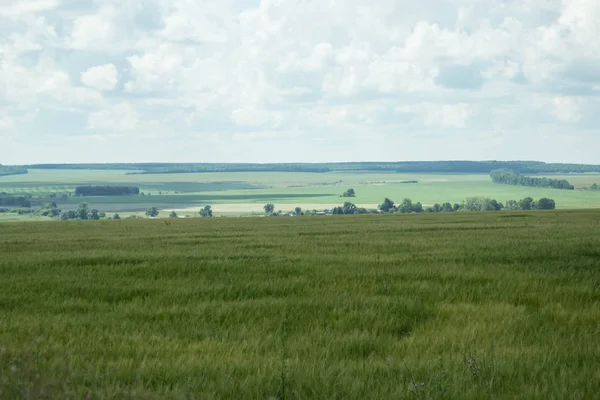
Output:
[{"xmin": 1, "ymin": 211, "xmax": 599, "ymax": 398}]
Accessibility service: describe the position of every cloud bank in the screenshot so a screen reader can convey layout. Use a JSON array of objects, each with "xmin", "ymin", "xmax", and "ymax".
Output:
[{"xmin": 1, "ymin": 0, "xmax": 599, "ymax": 164}]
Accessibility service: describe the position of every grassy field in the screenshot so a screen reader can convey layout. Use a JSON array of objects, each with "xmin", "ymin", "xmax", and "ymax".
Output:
[
  {"xmin": 1, "ymin": 211, "xmax": 599, "ymax": 399},
  {"xmin": 1, "ymin": 169, "xmax": 600, "ymax": 218}
]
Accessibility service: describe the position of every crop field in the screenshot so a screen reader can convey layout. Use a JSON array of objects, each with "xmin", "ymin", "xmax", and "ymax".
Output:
[
  {"xmin": 1, "ymin": 211, "xmax": 599, "ymax": 399},
  {"xmin": 1, "ymin": 169, "xmax": 600, "ymax": 219}
]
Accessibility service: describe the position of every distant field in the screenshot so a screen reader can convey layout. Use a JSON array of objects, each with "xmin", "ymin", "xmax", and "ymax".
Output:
[
  {"xmin": 1, "ymin": 169, "xmax": 599, "ymax": 216},
  {"xmin": 1, "ymin": 211, "xmax": 599, "ymax": 398}
]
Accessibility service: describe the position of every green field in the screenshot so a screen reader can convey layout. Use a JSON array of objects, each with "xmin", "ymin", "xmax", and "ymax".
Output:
[
  {"xmin": 1, "ymin": 212, "xmax": 599, "ymax": 398},
  {"xmin": 1, "ymin": 169, "xmax": 599, "ymax": 220}
]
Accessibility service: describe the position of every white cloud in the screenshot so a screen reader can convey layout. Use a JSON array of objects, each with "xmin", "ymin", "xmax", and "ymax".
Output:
[
  {"xmin": 553, "ymin": 96, "xmax": 581, "ymax": 122},
  {"xmin": 88, "ymin": 103, "xmax": 140, "ymax": 132},
  {"xmin": 0, "ymin": 0, "xmax": 60, "ymax": 17},
  {"xmin": 80, "ymin": 64, "xmax": 119, "ymax": 91},
  {"xmin": 1, "ymin": 0, "xmax": 599, "ymax": 164},
  {"xmin": 124, "ymin": 44, "xmax": 187, "ymax": 93},
  {"xmin": 70, "ymin": 10, "xmax": 119, "ymax": 51},
  {"xmin": 398, "ymin": 103, "xmax": 473, "ymax": 128}
]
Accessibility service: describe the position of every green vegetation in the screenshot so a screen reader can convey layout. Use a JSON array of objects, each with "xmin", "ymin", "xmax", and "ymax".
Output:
[
  {"xmin": 377, "ymin": 196, "xmax": 556, "ymax": 213},
  {"xmin": 0, "ymin": 194, "xmax": 31, "ymax": 207},
  {"xmin": 264, "ymin": 203, "xmax": 275, "ymax": 215},
  {"xmin": 199, "ymin": 206, "xmax": 213, "ymax": 218},
  {"xmin": 23, "ymin": 160, "xmax": 600, "ymax": 174},
  {"xmin": 0, "ymin": 212, "xmax": 599, "ymax": 398},
  {"xmin": 490, "ymin": 170, "xmax": 574, "ymax": 190},
  {"xmin": 332, "ymin": 201, "xmax": 358, "ymax": 215},
  {"xmin": 1, "ymin": 168, "xmax": 599, "ymax": 220},
  {"xmin": 342, "ymin": 188, "xmax": 356, "ymax": 197},
  {"xmin": 75, "ymin": 186, "xmax": 140, "ymax": 196},
  {"xmin": 0, "ymin": 165, "xmax": 28, "ymax": 177},
  {"xmin": 145, "ymin": 207, "xmax": 159, "ymax": 218}
]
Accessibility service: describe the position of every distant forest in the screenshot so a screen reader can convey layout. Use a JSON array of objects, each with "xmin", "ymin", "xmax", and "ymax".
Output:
[
  {"xmin": 75, "ymin": 186, "xmax": 141, "ymax": 196},
  {"xmin": 19, "ymin": 161, "xmax": 600, "ymax": 175},
  {"xmin": 0, "ymin": 165, "xmax": 28, "ymax": 177},
  {"xmin": 490, "ymin": 170, "xmax": 575, "ymax": 190}
]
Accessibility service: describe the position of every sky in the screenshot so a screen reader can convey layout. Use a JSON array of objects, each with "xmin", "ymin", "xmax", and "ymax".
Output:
[{"xmin": 1, "ymin": 0, "xmax": 599, "ymax": 165}]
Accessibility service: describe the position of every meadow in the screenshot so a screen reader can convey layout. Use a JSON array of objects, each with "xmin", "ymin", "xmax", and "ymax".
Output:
[
  {"xmin": 1, "ymin": 169, "xmax": 600, "ymax": 221},
  {"xmin": 1, "ymin": 211, "xmax": 599, "ymax": 399}
]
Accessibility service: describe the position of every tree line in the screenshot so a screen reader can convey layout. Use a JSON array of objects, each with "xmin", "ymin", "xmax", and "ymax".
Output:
[
  {"xmin": 75, "ymin": 186, "xmax": 140, "ymax": 196},
  {"xmin": 378, "ymin": 196, "xmax": 556, "ymax": 213},
  {"xmin": 329, "ymin": 196, "xmax": 556, "ymax": 215},
  {"xmin": 0, "ymin": 166, "xmax": 28, "ymax": 177},
  {"xmin": 490, "ymin": 170, "xmax": 574, "ymax": 190},
  {"xmin": 0, "ymin": 194, "xmax": 31, "ymax": 207},
  {"xmin": 23, "ymin": 160, "xmax": 600, "ymax": 174},
  {"xmin": 259, "ymin": 195, "xmax": 557, "ymax": 217}
]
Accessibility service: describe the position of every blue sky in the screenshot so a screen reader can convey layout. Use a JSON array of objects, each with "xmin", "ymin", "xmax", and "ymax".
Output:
[{"xmin": 1, "ymin": 0, "xmax": 599, "ymax": 164}]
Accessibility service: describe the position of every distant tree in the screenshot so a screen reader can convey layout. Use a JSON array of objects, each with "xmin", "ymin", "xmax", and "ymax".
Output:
[
  {"xmin": 89, "ymin": 209, "xmax": 100, "ymax": 220},
  {"xmin": 398, "ymin": 198, "xmax": 414, "ymax": 214},
  {"xmin": 264, "ymin": 203, "xmax": 275, "ymax": 214},
  {"xmin": 146, "ymin": 207, "xmax": 159, "ymax": 218},
  {"xmin": 462, "ymin": 197, "xmax": 501, "ymax": 212},
  {"xmin": 441, "ymin": 202, "xmax": 454, "ymax": 212},
  {"xmin": 169, "ymin": 210, "xmax": 178, "ymax": 218},
  {"xmin": 519, "ymin": 197, "xmax": 534, "ymax": 211},
  {"xmin": 342, "ymin": 202, "xmax": 357, "ymax": 215},
  {"xmin": 113, "ymin": 213, "xmax": 121, "ymax": 220},
  {"xmin": 342, "ymin": 188, "xmax": 356, "ymax": 197},
  {"xmin": 75, "ymin": 186, "xmax": 140, "ymax": 196},
  {"xmin": 462, "ymin": 197, "xmax": 479, "ymax": 212},
  {"xmin": 200, "ymin": 205, "xmax": 213, "ymax": 217},
  {"xmin": 356, "ymin": 207, "xmax": 368, "ymax": 214},
  {"xmin": 432, "ymin": 203, "xmax": 441, "ymax": 213},
  {"xmin": 295, "ymin": 207, "xmax": 302, "ymax": 216},
  {"xmin": 453, "ymin": 203, "xmax": 461, "ymax": 212},
  {"xmin": 414, "ymin": 202, "xmax": 424, "ymax": 213},
  {"xmin": 332, "ymin": 206, "xmax": 344, "ymax": 215},
  {"xmin": 40, "ymin": 202, "xmax": 61, "ymax": 218},
  {"xmin": 489, "ymin": 199, "xmax": 503, "ymax": 211},
  {"xmin": 77, "ymin": 203, "xmax": 89, "ymax": 220},
  {"xmin": 504, "ymin": 200, "xmax": 520, "ymax": 211},
  {"xmin": 379, "ymin": 198, "xmax": 396, "ymax": 213},
  {"xmin": 490, "ymin": 170, "xmax": 574, "ymax": 190},
  {"xmin": 67, "ymin": 210, "xmax": 77, "ymax": 219},
  {"xmin": 591, "ymin": 183, "xmax": 599, "ymax": 190},
  {"xmin": 535, "ymin": 198, "xmax": 556, "ymax": 210},
  {"xmin": 60, "ymin": 212, "xmax": 69, "ymax": 221}
]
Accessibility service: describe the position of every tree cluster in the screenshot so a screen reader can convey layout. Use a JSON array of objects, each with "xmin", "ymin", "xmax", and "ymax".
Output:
[
  {"xmin": 377, "ymin": 196, "xmax": 556, "ymax": 213},
  {"xmin": 0, "ymin": 194, "xmax": 31, "ymax": 207},
  {"xmin": 490, "ymin": 170, "xmax": 574, "ymax": 190},
  {"xmin": 342, "ymin": 188, "xmax": 356, "ymax": 197},
  {"xmin": 379, "ymin": 198, "xmax": 425, "ymax": 213},
  {"xmin": 59, "ymin": 203, "xmax": 106, "ymax": 220},
  {"xmin": 40, "ymin": 202, "xmax": 62, "ymax": 218},
  {"xmin": 146, "ymin": 207, "xmax": 159, "ymax": 217},
  {"xmin": 75, "ymin": 186, "xmax": 140, "ymax": 196},
  {"xmin": 332, "ymin": 202, "xmax": 359, "ymax": 215},
  {"xmin": 200, "ymin": 206, "xmax": 213, "ymax": 217},
  {"xmin": 0, "ymin": 166, "xmax": 28, "ymax": 177}
]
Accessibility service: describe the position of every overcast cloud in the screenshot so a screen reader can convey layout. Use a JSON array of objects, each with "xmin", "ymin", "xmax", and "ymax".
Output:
[{"xmin": 1, "ymin": 0, "xmax": 599, "ymax": 164}]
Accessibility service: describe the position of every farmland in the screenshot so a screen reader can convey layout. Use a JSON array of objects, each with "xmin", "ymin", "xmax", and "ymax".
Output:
[
  {"xmin": 1, "ymin": 168, "xmax": 600, "ymax": 221},
  {"xmin": 1, "ymin": 211, "xmax": 599, "ymax": 398}
]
